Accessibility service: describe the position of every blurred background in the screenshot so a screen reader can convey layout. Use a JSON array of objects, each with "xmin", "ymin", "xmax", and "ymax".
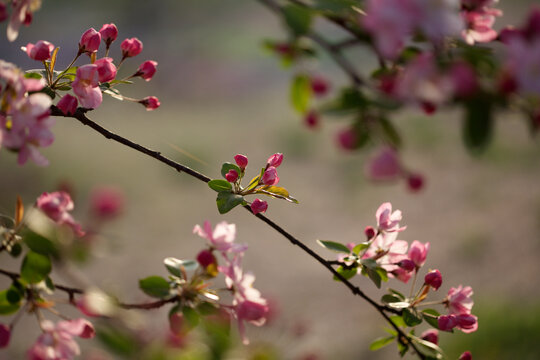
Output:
[{"xmin": 1, "ymin": 0, "xmax": 540, "ymax": 359}]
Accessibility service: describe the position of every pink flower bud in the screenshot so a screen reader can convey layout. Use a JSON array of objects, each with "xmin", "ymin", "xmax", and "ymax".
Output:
[
  {"xmin": 94, "ymin": 57, "xmax": 117, "ymax": 83},
  {"xmin": 421, "ymin": 102, "xmax": 437, "ymax": 115},
  {"xmin": 438, "ymin": 314, "xmax": 457, "ymax": 331},
  {"xmin": 408, "ymin": 240, "xmax": 429, "ymax": 269},
  {"xmin": 420, "ymin": 329, "xmax": 438, "ymax": 345},
  {"xmin": 225, "ymin": 169, "xmax": 239, "ymax": 183},
  {"xmin": 311, "ymin": 76, "xmax": 330, "ymax": 96},
  {"xmin": 397, "ymin": 259, "xmax": 415, "ymax": 272},
  {"xmin": 23, "ymin": 12, "xmax": 32, "ymax": 26},
  {"xmin": 267, "ymin": 153, "xmax": 283, "ymax": 167},
  {"xmin": 251, "ymin": 199, "xmax": 268, "ymax": 215},
  {"xmin": 364, "ymin": 226, "xmax": 376, "ymax": 239},
  {"xmin": 90, "ymin": 187, "xmax": 124, "ymax": 220},
  {"xmin": 56, "ymin": 94, "xmax": 78, "ymax": 116},
  {"xmin": 336, "ymin": 128, "xmax": 358, "ymax": 150},
  {"xmin": 304, "ymin": 110, "xmax": 319, "ymax": 128},
  {"xmin": 196, "ymin": 249, "xmax": 217, "ymax": 268},
  {"xmin": 0, "ymin": 323, "xmax": 10, "ymax": 348},
  {"xmin": 24, "ymin": 40, "xmax": 54, "ymax": 61},
  {"xmin": 139, "ymin": 96, "xmax": 160, "ymax": 111},
  {"xmin": 99, "ymin": 23, "xmax": 118, "ymax": 46},
  {"xmin": 136, "ymin": 60, "xmax": 158, "ymax": 81},
  {"xmin": 459, "ymin": 351, "xmax": 473, "ymax": 360},
  {"xmin": 424, "ymin": 269, "xmax": 442, "ymax": 290},
  {"xmin": 0, "ymin": 3, "xmax": 7, "ymax": 23},
  {"xmin": 261, "ymin": 166, "xmax": 279, "ymax": 185},
  {"xmin": 121, "ymin": 37, "xmax": 143, "ymax": 58},
  {"xmin": 234, "ymin": 154, "xmax": 248, "ymax": 170},
  {"xmin": 79, "ymin": 28, "xmax": 101, "ymax": 54},
  {"xmin": 74, "ymin": 318, "xmax": 96, "ymax": 339},
  {"xmin": 407, "ymin": 173, "xmax": 424, "ymax": 192}
]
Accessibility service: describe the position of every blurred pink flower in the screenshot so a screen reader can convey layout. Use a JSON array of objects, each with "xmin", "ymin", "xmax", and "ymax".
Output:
[
  {"xmin": 0, "ymin": 323, "xmax": 10, "ymax": 348},
  {"xmin": 7, "ymin": 0, "xmax": 41, "ymax": 42},
  {"xmin": 420, "ymin": 329, "xmax": 438, "ymax": 345},
  {"xmin": 424, "ymin": 269, "xmax": 443, "ymax": 290},
  {"xmin": 459, "ymin": 351, "xmax": 473, "ymax": 360},
  {"xmin": 365, "ymin": 147, "xmax": 403, "ymax": 181},
  {"xmin": 36, "ymin": 191, "xmax": 85, "ymax": 236},
  {"xmin": 99, "ymin": 23, "xmax": 118, "ymax": 47},
  {"xmin": 90, "ymin": 186, "xmax": 124, "ymax": 220}
]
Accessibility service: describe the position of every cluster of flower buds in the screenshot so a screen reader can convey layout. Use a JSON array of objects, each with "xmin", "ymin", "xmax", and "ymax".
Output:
[
  {"xmin": 318, "ymin": 202, "xmax": 476, "ymax": 358},
  {"xmin": 0, "ymin": 0, "xmax": 42, "ymax": 41},
  {"xmin": 207, "ymin": 152, "xmax": 297, "ymax": 214}
]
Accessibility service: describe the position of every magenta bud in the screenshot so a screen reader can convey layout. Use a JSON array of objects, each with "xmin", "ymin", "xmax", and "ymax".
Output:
[
  {"xmin": 24, "ymin": 40, "xmax": 54, "ymax": 61},
  {"xmin": 0, "ymin": 323, "xmax": 10, "ymax": 348},
  {"xmin": 57, "ymin": 94, "xmax": 78, "ymax": 116},
  {"xmin": 304, "ymin": 110, "xmax": 319, "ymax": 128},
  {"xmin": 99, "ymin": 23, "xmax": 118, "ymax": 46},
  {"xmin": 234, "ymin": 154, "xmax": 248, "ymax": 170},
  {"xmin": 424, "ymin": 269, "xmax": 442, "ymax": 290},
  {"xmin": 336, "ymin": 128, "xmax": 358, "ymax": 150},
  {"xmin": 407, "ymin": 173, "xmax": 424, "ymax": 192},
  {"xmin": 437, "ymin": 315, "xmax": 457, "ymax": 332},
  {"xmin": 94, "ymin": 57, "xmax": 117, "ymax": 83},
  {"xmin": 121, "ymin": 37, "xmax": 143, "ymax": 58},
  {"xmin": 397, "ymin": 259, "xmax": 415, "ymax": 272},
  {"xmin": 136, "ymin": 60, "xmax": 158, "ymax": 81},
  {"xmin": 420, "ymin": 329, "xmax": 438, "ymax": 345},
  {"xmin": 266, "ymin": 153, "xmax": 283, "ymax": 168},
  {"xmin": 251, "ymin": 199, "xmax": 268, "ymax": 215},
  {"xmin": 459, "ymin": 351, "xmax": 472, "ymax": 360},
  {"xmin": 139, "ymin": 96, "xmax": 160, "ymax": 111},
  {"xmin": 79, "ymin": 28, "xmax": 101, "ymax": 54},
  {"xmin": 364, "ymin": 226, "xmax": 376, "ymax": 240},
  {"xmin": 90, "ymin": 187, "xmax": 124, "ymax": 220},
  {"xmin": 196, "ymin": 249, "xmax": 217, "ymax": 268},
  {"xmin": 261, "ymin": 166, "xmax": 279, "ymax": 185},
  {"xmin": 0, "ymin": 3, "xmax": 7, "ymax": 23},
  {"xmin": 225, "ymin": 169, "xmax": 239, "ymax": 183},
  {"xmin": 311, "ymin": 76, "xmax": 330, "ymax": 96}
]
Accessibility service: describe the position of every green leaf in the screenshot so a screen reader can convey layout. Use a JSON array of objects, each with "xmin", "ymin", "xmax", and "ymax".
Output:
[
  {"xmin": 216, "ymin": 192, "xmax": 245, "ymax": 214},
  {"xmin": 24, "ymin": 72, "xmax": 43, "ymax": 79},
  {"xmin": 21, "ymin": 251, "xmax": 52, "ymax": 284},
  {"xmin": 290, "ymin": 74, "xmax": 312, "ymax": 114},
  {"xmin": 412, "ymin": 337, "xmax": 444, "ymax": 359},
  {"xmin": 422, "ymin": 309, "xmax": 440, "ymax": 329},
  {"xmin": 389, "ymin": 288, "xmax": 406, "ymax": 301},
  {"xmin": 164, "ymin": 257, "xmax": 198, "ymax": 277},
  {"xmin": 381, "ymin": 294, "xmax": 402, "ymax": 304},
  {"xmin": 376, "ymin": 267, "xmax": 389, "ymax": 282},
  {"xmin": 463, "ymin": 96, "xmax": 493, "ymax": 154},
  {"xmin": 139, "ymin": 276, "xmax": 171, "ymax": 298},
  {"xmin": 333, "ymin": 265, "xmax": 357, "ymax": 281},
  {"xmin": 220, "ymin": 162, "xmax": 241, "ymax": 179},
  {"xmin": 97, "ymin": 326, "xmax": 139, "ymax": 356},
  {"xmin": 389, "ymin": 315, "xmax": 406, "ymax": 328},
  {"xmin": 283, "ymin": 4, "xmax": 312, "ymax": 36},
  {"xmin": 197, "ymin": 301, "xmax": 218, "ymax": 316},
  {"xmin": 208, "ymin": 179, "xmax": 233, "ymax": 192},
  {"xmin": 369, "ymin": 335, "xmax": 395, "ymax": 351},
  {"xmin": 313, "ymin": 0, "xmax": 357, "ymax": 13},
  {"xmin": 402, "ymin": 308, "xmax": 423, "ymax": 327},
  {"xmin": 23, "ymin": 230, "xmax": 59, "ymax": 258},
  {"xmin": 320, "ymin": 87, "xmax": 368, "ymax": 115},
  {"xmin": 316, "ymin": 240, "xmax": 351, "ymax": 253},
  {"xmin": 6, "ymin": 287, "xmax": 22, "ymax": 304},
  {"xmin": 182, "ymin": 306, "xmax": 200, "ymax": 329},
  {"xmin": 352, "ymin": 242, "xmax": 369, "ymax": 255},
  {"xmin": 0, "ymin": 290, "xmax": 20, "ymax": 315},
  {"xmin": 9, "ymin": 243, "xmax": 22, "ymax": 257},
  {"xmin": 379, "ymin": 117, "xmax": 402, "ymax": 148},
  {"xmin": 109, "ymin": 79, "xmax": 134, "ymax": 85}
]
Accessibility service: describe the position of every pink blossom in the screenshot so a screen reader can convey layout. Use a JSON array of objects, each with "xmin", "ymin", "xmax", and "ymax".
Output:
[
  {"xmin": 94, "ymin": 57, "xmax": 117, "ymax": 83},
  {"xmin": 36, "ymin": 191, "xmax": 85, "ymax": 236},
  {"xmin": 121, "ymin": 37, "xmax": 143, "ymax": 58},
  {"xmin": 135, "ymin": 60, "xmax": 158, "ymax": 81},
  {"xmin": 139, "ymin": 96, "xmax": 160, "ymax": 111},
  {"xmin": 336, "ymin": 127, "xmax": 358, "ymax": 150},
  {"xmin": 461, "ymin": 8, "xmax": 501, "ymax": 45},
  {"xmin": 311, "ymin": 76, "xmax": 329, "ymax": 96},
  {"xmin": 99, "ymin": 23, "xmax": 118, "ymax": 47},
  {"xmin": 7, "ymin": 0, "xmax": 41, "ymax": 42},
  {"xmin": 0, "ymin": 323, "xmax": 10, "ymax": 348},
  {"xmin": 424, "ymin": 269, "xmax": 443, "ymax": 290},
  {"xmin": 72, "ymin": 64, "xmax": 102, "ymax": 109},
  {"xmin": 437, "ymin": 314, "xmax": 457, "ymax": 331},
  {"xmin": 79, "ymin": 28, "xmax": 101, "ymax": 54},
  {"xmin": 446, "ymin": 285, "xmax": 474, "ymax": 315},
  {"xmin": 459, "ymin": 351, "xmax": 473, "ymax": 360},
  {"xmin": 365, "ymin": 147, "xmax": 403, "ymax": 181},
  {"xmin": 375, "ymin": 202, "xmax": 406, "ymax": 232},
  {"xmin": 455, "ymin": 313, "xmax": 478, "ymax": 333},
  {"xmin": 193, "ymin": 220, "xmax": 246, "ymax": 254},
  {"xmin": 363, "ymin": 232, "xmax": 409, "ymax": 279},
  {"xmin": 251, "ymin": 198, "xmax": 268, "ymax": 215},
  {"xmin": 23, "ymin": 40, "xmax": 54, "ymax": 61},
  {"xmin": 261, "ymin": 166, "xmax": 279, "ymax": 185},
  {"xmin": 225, "ymin": 169, "xmax": 239, "ymax": 183},
  {"xmin": 234, "ymin": 154, "xmax": 248, "ymax": 170},
  {"xmin": 408, "ymin": 240, "xmax": 429, "ymax": 269},
  {"xmin": 267, "ymin": 153, "xmax": 284, "ymax": 168},
  {"xmin": 56, "ymin": 94, "xmax": 78, "ymax": 116},
  {"xmin": 90, "ymin": 186, "xmax": 124, "ymax": 219},
  {"xmin": 420, "ymin": 329, "xmax": 438, "ymax": 345}
]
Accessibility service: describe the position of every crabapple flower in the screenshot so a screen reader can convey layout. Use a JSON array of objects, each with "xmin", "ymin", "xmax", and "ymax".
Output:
[
  {"xmin": 7, "ymin": 0, "xmax": 42, "ymax": 42},
  {"xmin": 56, "ymin": 94, "xmax": 78, "ymax": 116},
  {"xmin": 267, "ymin": 153, "xmax": 283, "ymax": 168},
  {"xmin": 121, "ymin": 37, "xmax": 143, "ymax": 58},
  {"xmin": 461, "ymin": 7, "xmax": 501, "ymax": 44},
  {"xmin": 0, "ymin": 323, "xmax": 10, "ymax": 348},
  {"xmin": 375, "ymin": 202, "xmax": 406, "ymax": 233},
  {"xmin": 459, "ymin": 351, "xmax": 473, "ymax": 360},
  {"xmin": 94, "ymin": 57, "xmax": 117, "ymax": 83},
  {"xmin": 365, "ymin": 147, "xmax": 403, "ymax": 181},
  {"xmin": 72, "ymin": 64, "xmax": 102, "ymax": 109},
  {"xmin": 251, "ymin": 198, "xmax": 268, "ymax": 215},
  {"xmin": 99, "ymin": 23, "xmax": 118, "ymax": 47},
  {"xmin": 437, "ymin": 314, "xmax": 457, "ymax": 331},
  {"xmin": 261, "ymin": 166, "xmax": 279, "ymax": 185},
  {"xmin": 408, "ymin": 240, "xmax": 430, "ymax": 269},
  {"xmin": 78, "ymin": 28, "xmax": 101, "ymax": 54},
  {"xmin": 139, "ymin": 96, "xmax": 160, "ymax": 111},
  {"xmin": 36, "ymin": 191, "xmax": 85, "ymax": 236},
  {"xmin": 234, "ymin": 154, "xmax": 248, "ymax": 170},
  {"xmin": 23, "ymin": 40, "xmax": 54, "ymax": 61},
  {"xmin": 135, "ymin": 60, "xmax": 158, "ymax": 81},
  {"xmin": 424, "ymin": 269, "xmax": 443, "ymax": 290},
  {"xmin": 193, "ymin": 220, "xmax": 246, "ymax": 254},
  {"xmin": 420, "ymin": 329, "xmax": 438, "ymax": 345},
  {"xmin": 438, "ymin": 313, "xmax": 478, "ymax": 333},
  {"xmin": 446, "ymin": 285, "xmax": 474, "ymax": 315},
  {"xmin": 90, "ymin": 186, "xmax": 124, "ymax": 219},
  {"xmin": 225, "ymin": 169, "xmax": 239, "ymax": 183}
]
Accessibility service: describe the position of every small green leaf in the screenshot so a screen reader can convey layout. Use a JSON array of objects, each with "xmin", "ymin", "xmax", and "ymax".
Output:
[
  {"xmin": 412, "ymin": 337, "xmax": 444, "ymax": 359},
  {"xmin": 463, "ymin": 96, "xmax": 493, "ymax": 154},
  {"xmin": 352, "ymin": 242, "xmax": 369, "ymax": 255},
  {"xmin": 216, "ymin": 192, "xmax": 244, "ymax": 214},
  {"xmin": 0, "ymin": 290, "xmax": 20, "ymax": 315},
  {"xmin": 317, "ymin": 240, "xmax": 351, "ymax": 253},
  {"xmin": 389, "ymin": 288, "xmax": 406, "ymax": 300},
  {"xmin": 164, "ymin": 257, "xmax": 198, "ymax": 277},
  {"xmin": 21, "ymin": 251, "xmax": 52, "ymax": 284},
  {"xmin": 376, "ymin": 267, "xmax": 389, "ymax": 282},
  {"xmin": 362, "ymin": 265, "xmax": 382, "ymax": 288},
  {"xmin": 381, "ymin": 294, "xmax": 402, "ymax": 304},
  {"xmin": 379, "ymin": 117, "xmax": 402, "ymax": 148},
  {"xmin": 333, "ymin": 265, "xmax": 357, "ymax": 281},
  {"xmin": 6, "ymin": 287, "xmax": 22, "ymax": 304},
  {"xmin": 283, "ymin": 4, "xmax": 313, "ymax": 36},
  {"xmin": 139, "ymin": 276, "xmax": 171, "ymax": 298},
  {"xmin": 24, "ymin": 72, "xmax": 43, "ymax": 79},
  {"xmin": 208, "ymin": 179, "xmax": 233, "ymax": 192},
  {"xmin": 257, "ymin": 186, "xmax": 299, "ymax": 203},
  {"xmin": 182, "ymin": 306, "xmax": 200, "ymax": 329},
  {"xmin": 97, "ymin": 326, "xmax": 139, "ymax": 356},
  {"xmin": 389, "ymin": 315, "xmax": 406, "ymax": 328},
  {"xmin": 402, "ymin": 308, "xmax": 423, "ymax": 327},
  {"xmin": 109, "ymin": 79, "xmax": 134, "ymax": 85},
  {"xmin": 290, "ymin": 74, "xmax": 312, "ymax": 114},
  {"xmin": 422, "ymin": 309, "xmax": 440, "ymax": 329},
  {"xmin": 220, "ymin": 162, "xmax": 241, "ymax": 179},
  {"xmin": 369, "ymin": 335, "xmax": 395, "ymax": 351},
  {"xmin": 23, "ymin": 230, "xmax": 59, "ymax": 258}
]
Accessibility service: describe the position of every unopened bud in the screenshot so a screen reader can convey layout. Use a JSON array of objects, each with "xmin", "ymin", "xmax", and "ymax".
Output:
[
  {"xmin": 225, "ymin": 169, "xmax": 239, "ymax": 183},
  {"xmin": 251, "ymin": 199, "xmax": 268, "ymax": 215},
  {"xmin": 424, "ymin": 269, "xmax": 442, "ymax": 290},
  {"xmin": 234, "ymin": 154, "xmax": 248, "ymax": 170},
  {"xmin": 364, "ymin": 226, "xmax": 376, "ymax": 240}
]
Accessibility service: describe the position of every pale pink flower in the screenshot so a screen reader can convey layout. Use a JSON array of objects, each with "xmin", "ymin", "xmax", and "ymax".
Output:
[
  {"xmin": 56, "ymin": 94, "xmax": 78, "ymax": 116},
  {"xmin": 79, "ymin": 28, "xmax": 101, "ymax": 54},
  {"xmin": 234, "ymin": 154, "xmax": 248, "ymax": 170},
  {"xmin": 94, "ymin": 57, "xmax": 117, "ymax": 83},
  {"xmin": 193, "ymin": 220, "xmax": 246, "ymax": 254},
  {"xmin": 261, "ymin": 166, "xmax": 279, "ymax": 185},
  {"xmin": 420, "ymin": 329, "xmax": 438, "ymax": 345},
  {"xmin": 99, "ymin": 23, "xmax": 118, "ymax": 47},
  {"xmin": 121, "ymin": 37, "xmax": 143, "ymax": 58},
  {"xmin": 365, "ymin": 147, "xmax": 403, "ymax": 181},
  {"xmin": 251, "ymin": 199, "xmax": 268, "ymax": 215},
  {"xmin": 266, "ymin": 153, "xmax": 283, "ymax": 167},
  {"xmin": 0, "ymin": 323, "xmax": 10, "ymax": 348},
  {"xmin": 139, "ymin": 96, "xmax": 160, "ymax": 111},
  {"xmin": 235, "ymin": 299, "xmax": 269, "ymax": 344},
  {"xmin": 446, "ymin": 285, "xmax": 474, "ymax": 315},
  {"xmin": 461, "ymin": 8, "xmax": 501, "ymax": 45},
  {"xmin": 23, "ymin": 40, "xmax": 54, "ymax": 61},
  {"xmin": 72, "ymin": 64, "xmax": 102, "ymax": 109},
  {"xmin": 135, "ymin": 60, "xmax": 158, "ymax": 81},
  {"xmin": 90, "ymin": 186, "xmax": 124, "ymax": 219},
  {"xmin": 408, "ymin": 240, "xmax": 430, "ymax": 269},
  {"xmin": 375, "ymin": 202, "xmax": 406, "ymax": 232},
  {"xmin": 36, "ymin": 191, "xmax": 85, "ymax": 236},
  {"xmin": 363, "ymin": 232, "xmax": 410, "ymax": 280}
]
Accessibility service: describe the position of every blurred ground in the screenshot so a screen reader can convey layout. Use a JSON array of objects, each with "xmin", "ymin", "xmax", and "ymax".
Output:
[{"xmin": 1, "ymin": 1, "xmax": 540, "ymax": 359}]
